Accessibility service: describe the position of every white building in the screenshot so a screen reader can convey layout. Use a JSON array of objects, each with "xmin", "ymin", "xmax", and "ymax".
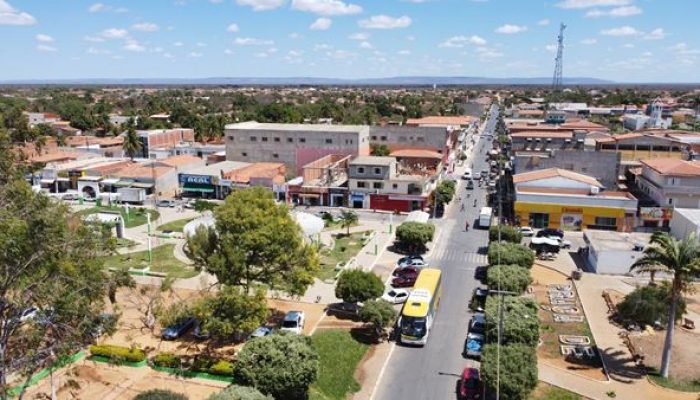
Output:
[
  {"xmin": 670, "ymin": 208, "xmax": 700, "ymax": 243},
  {"xmin": 583, "ymin": 230, "xmax": 652, "ymax": 275}
]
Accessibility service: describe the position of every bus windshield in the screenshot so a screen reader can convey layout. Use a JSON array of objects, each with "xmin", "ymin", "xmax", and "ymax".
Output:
[{"xmin": 401, "ymin": 316, "xmax": 427, "ymax": 338}]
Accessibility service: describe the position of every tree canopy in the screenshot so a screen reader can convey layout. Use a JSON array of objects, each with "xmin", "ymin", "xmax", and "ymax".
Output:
[
  {"xmin": 481, "ymin": 344, "xmax": 538, "ymax": 400},
  {"xmin": 485, "ymin": 264, "xmax": 533, "ymax": 295},
  {"xmin": 484, "ymin": 296, "xmax": 539, "ymax": 347},
  {"xmin": 488, "ymin": 242, "xmax": 534, "ymax": 269},
  {"xmin": 134, "ymin": 389, "xmax": 189, "ymax": 400},
  {"xmin": 191, "ymin": 287, "xmax": 269, "ymax": 339},
  {"xmin": 433, "ymin": 179, "xmax": 456, "ymax": 207},
  {"xmin": 208, "ymin": 385, "xmax": 272, "ymax": 400},
  {"xmin": 359, "ymin": 299, "xmax": 397, "ymax": 339},
  {"xmin": 395, "ymin": 222, "xmax": 435, "ymax": 254},
  {"xmin": 489, "ymin": 225, "xmax": 522, "ymax": 244},
  {"xmin": 335, "ymin": 270, "xmax": 384, "ymax": 304},
  {"xmin": 616, "ymin": 283, "xmax": 687, "ymax": 327}
]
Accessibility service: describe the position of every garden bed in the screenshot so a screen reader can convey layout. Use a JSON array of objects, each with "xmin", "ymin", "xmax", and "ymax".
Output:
[
  {"xmin": 317, "ymin": 231, "xmax": 372, "ymax": 281},
  {"xmin": 77, "ymin": 205, "xmax": 159, "ymax": 228},
  {"xmin": 102, "ymin": 244, "xmax": 198, "ymax": 279},
  {"xmin": 309, "ymin": 329, "xmax": 370, "ymax": 400}
]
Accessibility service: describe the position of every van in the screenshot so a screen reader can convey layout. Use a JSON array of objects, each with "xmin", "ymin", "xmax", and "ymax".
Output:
[{"xmin": 280, "ymin": 311, "xmax": 305, "ymax": 335}]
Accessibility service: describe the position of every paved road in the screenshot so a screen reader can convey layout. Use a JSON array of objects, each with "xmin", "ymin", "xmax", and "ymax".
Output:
[{"xmin": 373, "ymin": 105, "xmax": 499, "ymax": 400}]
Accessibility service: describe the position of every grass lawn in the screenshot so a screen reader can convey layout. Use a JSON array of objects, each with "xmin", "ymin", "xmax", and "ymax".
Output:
[
  {"xmin": 157, "ymin": 217, "xmax": 194, "ymax": 232},
  {"xmin": 317, "ymin": 231, "xmax": 371, "ymax": 281},
  {"xmin": 309, "ymin": 330, "xmax": 369, "ymax": 400},
  {"xmin": 529, "ymin": 382, "xmax": 583, "ymax": 399},
  {"xmin": 102, "ymin": 244, "xmax": 198, "ymax": 279},
  {"xmin": 648, "ymin": 372, "xmax": 700, "ymax": 392},
  {"xmin": 77, "ymin": 205, "xmax": 160, "ymax": 228}
]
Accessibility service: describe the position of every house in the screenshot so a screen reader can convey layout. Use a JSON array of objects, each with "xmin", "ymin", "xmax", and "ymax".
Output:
[
  {"xmin": 637, "ymin": 159, "xmax": 700, "ymax": 209},
  {"xmin": 178, "ymin": 161, "xmax": 251, "ymax": 200},
  {"xmin": 138, "ymin": 129, "xmax": 195, "ymax": 158},
  {"xmin": 583, "ymin": 230, "xmax": 652, "ymax": 274},
  {"xmin": 288, "ymin": 154, "xmax": 351, "ymax": 207}
]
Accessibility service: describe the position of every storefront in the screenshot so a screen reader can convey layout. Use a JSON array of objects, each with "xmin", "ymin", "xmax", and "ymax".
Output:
[
  {"xmin": 179, "ymin": 173, "xmax": 219, "ymax": 199},
  {"xmin": 350, "ymin": 192, "xmax": 367, "ymax": 209},
  {"xmin": 369, "ymin": 194, "xmax": 428, "ymax": 213},
  {"xmin": 514, "ymin": 202, "xmax": 635, "ymax": 232}
]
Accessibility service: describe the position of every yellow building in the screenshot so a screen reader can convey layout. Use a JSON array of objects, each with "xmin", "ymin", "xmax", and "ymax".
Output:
[{"xmin": 513, "ymin": 169, "xmax": 638, "ymax": 232}]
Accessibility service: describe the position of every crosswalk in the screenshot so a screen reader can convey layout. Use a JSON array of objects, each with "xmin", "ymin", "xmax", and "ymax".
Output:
[{"xmin": 429, "ymin": 248, "xmax": 488, "ymax": 264}]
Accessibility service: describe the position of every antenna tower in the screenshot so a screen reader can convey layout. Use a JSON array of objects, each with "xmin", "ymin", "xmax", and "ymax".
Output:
[{"xmin": 552, "ymin": 23, "xmax": 566, "ymax": 92}]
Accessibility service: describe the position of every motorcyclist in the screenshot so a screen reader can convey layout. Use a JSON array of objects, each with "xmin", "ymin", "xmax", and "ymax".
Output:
[{"xmin": 473, "ymin": 199, "xmax": 477, "ymax": 207}]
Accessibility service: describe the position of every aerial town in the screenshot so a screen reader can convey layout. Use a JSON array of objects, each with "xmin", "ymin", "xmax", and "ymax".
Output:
[{"xmin": 2, "ymin": 1, "xmax": 700, "ymax": 400}]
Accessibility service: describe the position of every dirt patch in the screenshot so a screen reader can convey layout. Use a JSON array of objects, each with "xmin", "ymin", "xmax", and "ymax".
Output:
[
  {"xmin": 532, "ymin": 265, "xmax": 607, "ymax": 381},
  {"xmin": 267, "ymin": 299, "xmax": 327, "ymax": 335},
  {"xmin": 629, "ymin": 328, "xmax": 700, "ymax": 382},
  {"xmin": 315, "ymin": 313, "xmax": 365, "ymax": 330},
  {"xmin": 685, "ymin": 283, "xmax": 700, "ymax": 316}
]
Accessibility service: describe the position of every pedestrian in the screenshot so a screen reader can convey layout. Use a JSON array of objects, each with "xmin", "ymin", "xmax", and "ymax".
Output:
[{"xmin": 465, "ymin": 221, "xmax": 470, "ymax": 231}]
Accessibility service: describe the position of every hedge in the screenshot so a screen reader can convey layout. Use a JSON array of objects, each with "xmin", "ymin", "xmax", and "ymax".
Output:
[
  {"xmin": 151, "ymin": 352, "xmax": 235, "ymax": 377},
  {"xmin": 89, "ymin": 344, "xmax": 146, "ymax": 363},
  {"xmin": 485, "ymin": 264, "xmax": 533, "ymax": 294},
  {"xmin": 487, "ymin": 242, "xmax": 534, "ymax": 269},
  {"xmin": 488, "ymin": 225, "xmax": 522, "ymax": 244}
]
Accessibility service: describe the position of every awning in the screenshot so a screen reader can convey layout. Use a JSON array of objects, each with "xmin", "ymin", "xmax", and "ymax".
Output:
[
  {"xmin": 131, "ymin": 182, "xmax": 154, "ymax": 189},
  {"xmin": 101, "ymin": 178, "xmax": 121, "ymax": 185},
  {"xmin": 40, "ymin": 178, "xmax": 56, "ymax": 184},
  {"xmin": 114, "ymin": 180, "xmax": 135, "ymax": 187},
  {"xmin": 182, "ymin": 185, "xmax": 215, "ymax": 193},
  {"xmin": 298, "ymin": 193, "xmax": 320, "ymax": 198}
]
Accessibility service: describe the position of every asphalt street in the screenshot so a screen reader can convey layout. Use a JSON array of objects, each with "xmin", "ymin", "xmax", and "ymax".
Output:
[{"xmin": 373, "ymin": 105, "xmax": 499, "ymax": 400}]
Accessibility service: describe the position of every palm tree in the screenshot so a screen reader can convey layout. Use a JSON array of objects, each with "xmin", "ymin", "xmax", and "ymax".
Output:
[
  {"xmin": 630, "ymin": 232, "xmax": 700, "ymax": 378},
  {"xmin": 338, "ymin": 210, "xmax": 358, "ymax": 236},
  {"xmin": 122, "ymin": 126, "xmax": 143, "ymax": 160}
]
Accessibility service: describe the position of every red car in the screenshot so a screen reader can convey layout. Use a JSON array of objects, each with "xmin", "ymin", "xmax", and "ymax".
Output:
[
  {"xmin": 392, "ymin": 266, "xmax": 420, "ymax": 277},
  {"xmin": 391, "ymin": 272, "xmax": 417, "ymax": 288},
  {"xmin": 459, "ymin": 367, "xmax": 481, "ymax": 399}
]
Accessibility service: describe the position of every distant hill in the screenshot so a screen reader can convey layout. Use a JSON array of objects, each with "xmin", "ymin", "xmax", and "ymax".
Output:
[{"xmin": 0, "ymin": 76, "xmax": 615, "ymax": 86}]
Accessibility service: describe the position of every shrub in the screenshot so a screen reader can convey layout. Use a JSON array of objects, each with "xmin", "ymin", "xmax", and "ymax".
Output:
[
  {"xmin": 152, "ymin": 352, "xmax": 181, "ymax": 368},
  {"xmin": 359, "ymin": 300, "xmax": 398, "ymax": 339},
  {"xmin": 616, "ymin": 282, "xmax": 686, "ymax": 327},
  {"xmin": 489, "ymin": 225, "xmax": 522, "ymax": 244},
  {"xmin": 395, "ymin": 222, "xmax": 435, "ymax": 254},
  {"xmin": 208, "ymin": 385, "xmax": 273, "ymax": 400},
  {"xmin": 481, "ymin": 344, "xmax": 538, "ymax": 400},
  {"xmin": 485, "ymin": 296, "xmax": 539, "ymax": 347},
  {"xmin": 134, "ymin": 389, "xmax": 188, "ymax": 400},
  {"xmin": 208, "ymin": 359, "xmax": 236, "ymax": 376},
  {"xmin": 89, "ymin": 344, "xmax": 145, "ymax": 363},
  {"xmin": 485, "ymin": 264, "xmax": 533, "ymax": 294},
  {"xmin": 487, "ymin": 242, "xmax": 534, "ymax": 269},
  {"xmin": 434, "ymin": 180, "xmax": 457, "ymax": 206},
  {"xmin": 335, "ymin": 269, "xmax": 384, "ymax": 304}
]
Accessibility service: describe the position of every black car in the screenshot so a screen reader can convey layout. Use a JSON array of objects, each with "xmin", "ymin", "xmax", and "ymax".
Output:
[
  {"xmin": 474, "ymin": 266, "xmax": 488, "ymax": 282},
  {"xmin": 193, "ymin": 321, "xmax": 211, "ymax": 340},
  {"xmin": 161, "ymin": 317, "xmax": 196, "ymax": 340},
  {"xmin": 466, "ymin": 180, "xmax": 474, "ymax": 190},
  {"xmin": 536, "ymin": 228, "xmax": 564, "ymax": 238}
]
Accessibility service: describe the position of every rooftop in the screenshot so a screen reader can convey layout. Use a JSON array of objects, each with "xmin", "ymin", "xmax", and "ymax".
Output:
[
  {"xmin": 585, "ymin": 230, "xmax": 652, "ymax": 252},
  {"xmin": 225, "ymin": 121, "xmax": 367, "ymax": 132},
  {"xmin": 390, "ymin": 149, "xmax": 443, "ymax": 159},
  {"xmin": 673, "ymin": 208, "xmax": 700, "ymax": 226},
  {"xmin": 349, "ymin": 155, "xmax": 395, "ymax": 166},
  {"xmin": 516, "ymin": 186, "xmax": 636, "ymax": 200},
  {"xmin": 184, "ymin": 160, "xmax": 251, "ymax": 177},
  {"xmin": 640, "ymin": 159, "xmax": 700, "ymax": 177},
  {"xmin": 29, "ymin": 151, "xmax": 81, "ymax": 164},
  {"xmin": 405, "ymin": 116, "xmax": 473, "ymax": 126},
  {"xmin": 510, "ymin": 131, "xmax": 574, "ymax": 139},
  {"xmin": 513, "ymin": 168, "xmax": 604, "ymax": 188},
  {"xmin": 156, "ymin": 154, "xmax": 204, "ymax": 168},
  {"xmin": 116, "ymin": 165, "xmax": 175, "ymax": 179},
  {"xmin": 225, "ymin": 162, "xmax": 286, "ymax": 183}
]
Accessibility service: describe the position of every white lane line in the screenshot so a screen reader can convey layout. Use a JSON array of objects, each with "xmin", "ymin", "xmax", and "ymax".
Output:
[{"xmin": 368, "ymin": 342, "xmax": 396, "ymax": 400}]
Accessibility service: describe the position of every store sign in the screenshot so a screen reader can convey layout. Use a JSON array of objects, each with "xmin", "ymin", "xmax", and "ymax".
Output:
[
  {"xmin": 640, "ymin": 207, "xmax": 673, "ymax": 221},
  {"xmin": 179, "ymin": 174, "xmax": 212, "ymax": 185},
  {"xmin": 562, "ymin": 207, "xmax": 583, "ymax": 214}
]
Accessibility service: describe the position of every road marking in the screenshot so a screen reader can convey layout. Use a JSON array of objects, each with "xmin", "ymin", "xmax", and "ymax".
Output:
[{"xmin": 368, "ymin": 342, "xmax": 396, "ymax": 400}]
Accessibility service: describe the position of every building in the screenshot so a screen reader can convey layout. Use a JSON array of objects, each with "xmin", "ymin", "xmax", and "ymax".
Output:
[
  {"xmin": 65, "ymin": 135, "xmax": 125, "ymax": 158},
  {"xmin": 109, "ymin": 115, "xmax": 135, "ymax": 126},
  {"xmin": 405, "ymin": 116, "xmax": 474, "ymax": 129},
  {"xmin": 670, "ymin": 208, "xmax": 700, "ymax": 243},
  {"xmin": 225, "ymin": 162, "xmax": 287, "ymax": 200},
  {"xmin": 513, "ymin": 150, "xmax": 621, "ymax": 189},
  {"xmin": 369, "ymin": 125, "xmax": 450, "ymax": 155},
  {"xmin": 107, "ymin": 164, "xmax": 178, "ymax": 198},
  {"xmin": 583, "ymin": 230, "xmax": 651, "ymax": 274},
  {"xmin": 513, "ymin": 168, "xmax": 638, "ymax": 232},
  {"xmin": 347, "ymin": 155, "xmax": 433, "ymax": 212},
  {"xmin": 25, "ymin": 112, "xmax": 60, "ymax": 127},
  {"xmin": 508, "ymin": 119, "xmax": 609, "ymax": 134},
  {"xmin": 149, "ymin": 154, "xmax": 206, "ymax": 172},
  {"xmin": 224, "ymin": 121, "xmax": 370, "ymax": 174},
  {"xmin": 637, "ymin": 159, "xmax": 700, "ymax": 208},
  {"xmin": 622, "ymin": 114, "xmax": 652, "ymax": 131},
  {"xmin": 595, "ymin": 132, "xmax": 690, "ymax": 169},
  {"xmin": 178, "ymin": 161, "xmax": 250, "ymax": 200},
  {"xmin": 138, "ymin": 129, "xmax": 195, "ymax": 158},
  {"xmin": 288, "ymin": 154, "xmax": 351, "ymax": 206}
]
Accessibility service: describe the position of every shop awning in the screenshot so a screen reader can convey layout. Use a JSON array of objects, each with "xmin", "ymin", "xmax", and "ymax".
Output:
[
  {"xmin": 40, "ymin": 178, "xmax": 56, "ymax": 184},
  {"xmin": 101, "ymin": 178, "xmax": 121, "ymax": 185},
  {"xmin": 131, "ymin": 182, "xmax": 154, "ymax": 189},
  {"xmin": 182, "ymin": 185, "xmax": 215, "ymax": 193},
  {"xmin": 298, "ymin": 193, "xmax": 321, "ymax": 198},
  {"xmin": 113, "ymin": 180, "xmax": 135, "ymax": 187}
]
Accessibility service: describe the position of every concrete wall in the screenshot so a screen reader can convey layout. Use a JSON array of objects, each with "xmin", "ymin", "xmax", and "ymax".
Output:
[
  {"xmin": 590, "ymin": 249, "xmax": 645, "ymax": 275},
  {"xmin": 514, "ymin": 151, "xmax": 620, "ymax": 188},
  {"xmin": 670, "ymin": 210, "xmax": 700, "ymax": 242},
  {"xmin": 369, "ymin": 126, "xmax": 446, "ymax": 153},
  {"xmin": 638, "ymin": 168, "xmax": 700, "ymax": 208},
  {"xmin": 517, "ymin": 176, "xmax": 595, "ymax": 190}
]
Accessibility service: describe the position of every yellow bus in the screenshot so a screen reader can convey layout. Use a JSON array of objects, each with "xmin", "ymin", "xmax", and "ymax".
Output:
[{"xmin": 399, "ymin": 268, "xmax": 443, "ymax": 346}]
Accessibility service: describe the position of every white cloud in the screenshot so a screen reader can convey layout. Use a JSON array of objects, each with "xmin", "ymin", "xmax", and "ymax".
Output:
[
  {"xmin": 289, "ymin": 32, "xmax": 302, "ymax": 39},
  {"xmin": 600, "ymin": 26, "xmax": 642, "ymax": 36},
  {"xmin": 545, "ymin": 44, "xmax": 557, "ymax": 52},
  {"xmin": 580, "ymin": 38, "xmax": 597, "ymax": 45},
  {"xmin": 291, "ymin": 0, "xmax": 362, "ymax": 16},
  {"xmin": 196, "ymin": 42, "xmax": 207, "ymax": 47},
  {"xmin": 406, "ymin": 35, "xmax": 416, "ymax": 41},
  {"xmin": 585, "ymin": 5, "xmax": 641, "ymax": 17},
  {"xmin": 87, "ymin": 47, "xmax": 111, "ymax": 55},
  {"xmin": 163, "ymin": 52, "xmax": 174, "ymax": 59},
  {"xmin": 36, "ymin": 44, "xmax": 57, "ymax": 52},
  {"xmin": 495, "ymin": 24, "xmax": 528, "ymax": 34},
  {"xmin": 254, "ymin": 52, "xmax": 269, "ymax": 58},
  {"xmin": 644, "ymin": 28, "xmax": 666, "ymax": 40},
  {"xmin": 314, "ymin": 43, "xmax": 332, "ymax": 51},
  {"xmin": 398, "ymin": 49, "xmax": 411, "ymax": 55},
  {"xmin": 226, "ymin": 23, "xmax": 240, "ymax": 32},
  {"xmin": 310, "ymin": 17, "xmax": 332, "ymax": 30},
  {"xmin": 0, "ymin": 0, "xmax": 36, "ymax": 25},
  {"xmin": 83, "ymin": 35, "xmax": 105, "ymax": 43},
  {"xmin": 359, "ymin": 41, "xmax": 372, "ymax": 49},
  {"xmin": 88, "ymin": 3, "xmax": 127, "ymax": 13},
  {"xmin": 224, "ymin": 49, "xmax": 235, "ymax": 55},
  {"xmin": 348, "ymin": 32, "xmax": 369, "ymax": 40},
  {"xmin": 537, "ymin": 19, "xmax": 550, "ymax": 26},
  {"xmin": 475, "ymin": 47, "xmax": 503, "ymax": 59},
  {"xmin": 622, "ymin": 43, "xmax": 634, "ymax": 48},
  {"xmin": 235, "ymin": 0, "xmax": 286, "ymax": 11},
  {"xmin": 358, "ymin": 15, "xmax": 412, "ymax": 29},
  {"xmin": 668, "ymin": 43, "xmax": 700, "ymax": 55},
  {"xmin": 325, "ymin": 49, "xmax": 356, "ymax": 59},
  {"xmin": 188, "ymin": 52, "xmax": 203, "ymax": 58},
  {"xmin": 101, "ymin": 28, "xmax": 129, "ymax": 39},
  {"xmin": 173, "ymin": 41, "xmax": 184, "ymax": 47},
  {"xmin": 210, "ymin": 0, "xmax": 224, "ymax": 3},
  {"xmin": 35, "ymin": 34, "xmax": 54, "ymax": 43},
  {"xmin": 555, "ymin": 0, "xmax": 632, "ymax": 9},
  {"xmin": 123, "ymin": 40, "xmax": 146, "ymax": 52},
  {"xmin": 438, "ymin": 35, "xmax": 487, "ymax": 48},
  {"xmin": 234, "ymin": 37, "xmax": 274, "ymax": 45},
  {"xmin": 132, "ymin": 22, "xmax": 159, "ymax": 32},
  {"xmin": 153, "ymin": 47, "xmax": 164, "ymax": 53}
]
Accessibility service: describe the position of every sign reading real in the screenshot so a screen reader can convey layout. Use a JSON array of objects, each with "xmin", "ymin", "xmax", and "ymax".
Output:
[{"xmin": 179, "ymin": 174, "xmax": 212, "ymax": 185}]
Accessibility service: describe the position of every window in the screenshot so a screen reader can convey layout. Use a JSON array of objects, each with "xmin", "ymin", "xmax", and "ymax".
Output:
[
  {"xmin": 371, "ymin": 136, "xmax": 377, "ymax": 140},
  {"xmin": 417, "ymin": 137, "xmax": 425, "ymax": 142},
  {"xmin": 274, "ymin": 137, "xmax": 280, "ymax": 142},
  {"xmin": 392, "ymin": 183, "xmax": 398, "ymax": 189},
  {"xmin": 380, "ymin": 136, "xmax": 387, "ymax": 141},
  {"xmin": 357, "ymin": 181, "xmax": 367, "ymax": 188},
  {"xmin": 250, "ymin": 136, "xmax": 257, "ymax": 142},
  {"xmin": 374, "ymin": 167, "xmax": 382, "ymax": 175},
  {"xmin": 594, "ymin": 217, "xmax": 617, "ymax": 227},
  {"xmin": 373, "ymin": 182, "xmax": 383, "ymax": 189},
  {"xmin": 262, "ymin": 137, "xmax": 268, "ymax": 142},
  {"xmin": 273, "ymin": 153, "xmax": 279, "ymax": 159},
  {"xmin": 287, "ymin": 137, "xmax": 294, "ymax": 143},
  {"xmin": 528, "ymin": 213, "xmax": 549, "ymax": 229},
  {"xmin": 227, "ymin": 136, "xmax": 234, "ymax": 141},
  {"xmin": 357, "ymin": 167, "xmax": 365, "ymax": 174},
  {"xmin": 325, "ymin": 138, "xmax": 333, "ymax": 144},
  {"xmin": 668, "ymin": 198, "xmax": 674, "ymax": 205},
  {"xmin": 299, "ymin": 138, "xmax": 306, "ymax": 143},
  {"xmin": 241, "ymin": 152, "xmax": 247, "ymax": 157}
]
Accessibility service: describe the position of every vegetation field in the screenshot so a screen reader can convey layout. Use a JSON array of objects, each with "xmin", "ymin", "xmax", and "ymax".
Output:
[
  {"xmin": 317, "ymin": 231, "xmax": 370, "ymax": 281},
  {"xmin": 309, "ymin": 329, "xmax": 369, "ymax": 400},
  {"xmin": 102, "ymin": 244, "xmax": 197, "ymax": 279},
  {"xmin": 77, "ymin": 205, "xmax": 160, "ymax": 228},
  {"xmin": 157, "ymin": 217, "xmax": 194, "ymax": 232}
]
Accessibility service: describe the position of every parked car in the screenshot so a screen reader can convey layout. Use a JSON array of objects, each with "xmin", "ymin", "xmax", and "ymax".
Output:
[
  {"xmin": 469, "ymin": 313, "xmax": 486, "ymax": 334},
  {"xmin": 464, "ymin": 332, "xmax": 485, "ymax": 359},
  {"xmin": 391, "ymin": 273, "xmax": 418, "ymax": 288},
  {"xmin": 462, "ymin": 169, "xmax": 473, "ymax": 180},
  {"xmin": 518, "ymin": 226, "xmax": 535, "ymax": 237},
  {"xmin": 280, "ymin": 311, "xmax": 305, "ymax": 335},
  {"xmin": 193, "ymin": 321, "xmax": 211, "ymax": 340},
  {"xmin": 392, "ymin": 265, "xmax": 421, "ymax": 277},
  {"xmin": 548, "ymin": 236, "xmax": 572, "ymax": 248},
  {"xmin": 397, "ymin": 254, "xmax": 424, "ymax": 265},
  {"xmin": 459, "ymin": 367, "xmax": 481, "ymax": 400},
  {"xmin": 480, "ymin": 170, "xmax": 489, "ymax": 178},
  {"xmin": 382, "ymin": 288, "xmax": 410, "ymax": 304},
  {"xmin": 184, "ymin": 199, "xmax": 196, "ymax": 209},
  {"xmin": 248, "ymin": 326, "xmax": 273, "ymax": 340},
  {"xmin": 397, "ymin": 256, "xmax": 426, "ymax": 268},
  {"xmin": 161, "ymin": 317, "xmax": 196, "ymax": 340},
  {"xmin": 474, "ymin": 266, "xmax": 488, "ymax": 282},
  {"xmin": 536, "ymin": 228, "xmax": 564, "ymax": 238},
  {"xmin": 466, "ymin": 180, "xmax": 474, "ymax": 190},
  {"xmin": 157, "ymin": 199, "xmax": 176, "ymax": 208}
]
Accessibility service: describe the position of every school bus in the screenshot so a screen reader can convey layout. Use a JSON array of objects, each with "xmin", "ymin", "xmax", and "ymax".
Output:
[{"xmin": 398, "ymin": 268, "xmax": 443, "ymax": 346}]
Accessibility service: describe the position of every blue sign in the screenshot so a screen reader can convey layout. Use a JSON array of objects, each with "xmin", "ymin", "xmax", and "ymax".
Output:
[{"xmin": 179, "ymin": 174, "xmax": 212, "ymax": 185}]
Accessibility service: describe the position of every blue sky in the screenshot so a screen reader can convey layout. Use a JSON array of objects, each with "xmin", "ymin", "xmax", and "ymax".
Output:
[{"xmin": 0, "ymin": 0, "xmax": 698, "ymax": 82}]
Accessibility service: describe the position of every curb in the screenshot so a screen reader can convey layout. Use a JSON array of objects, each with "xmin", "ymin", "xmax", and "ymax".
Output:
[{"xmin": 539, "ymin": 359, "xmax": 610, "ymax": 383}]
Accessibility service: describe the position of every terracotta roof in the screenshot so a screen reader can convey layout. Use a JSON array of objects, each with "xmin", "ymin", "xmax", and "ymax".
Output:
[
  {"xmin": 640, "ymin": 159, "xmax": 700, "ymax": 177},
  {"xmin": 510, "ymin": 131, "xmax": 574, "ymax": 139},
  {"xmin": 116, "ymin": 165, "xmax": 175, "ymax": 179},
  {"xmin": 29, "ymin": 151, "xmax": 80, "ymax": 164},
  {"xmin": 390, "ymin": 149, "xmax": 443, "ymax": 159},
  {"xmin": 405, "ymin": 116, "xmax": 473, "ymax": 126},
  {"xmin": 561, "ymin": 120, "xmax": 608, "ymax": 130},
  {"xmin": 157, "ymin": 154, "xmax": 204, "ymax": 167},
  {"xmin": 224, "ymin": 162, "xmax": 286, "ymax": 183},
  {"xmin": 66, "ymin": 135, "xmax": 124, "ymax": 147},
  {"xmin": 513, "ymin": 168, "xmax": 603, "ymax": 188},
  {"xmin": 517, "ymin": 186, "xmax": 636, "ymax": 200}
]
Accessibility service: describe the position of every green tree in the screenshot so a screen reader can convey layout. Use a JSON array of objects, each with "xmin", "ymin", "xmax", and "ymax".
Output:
[
  {"xmin": 370, "ymin": 144, "xmax": 390, "ymax": 156},
  {"xmin": 481, "ymin": 344, "xmax": 538, "ymax": 400},
  {"xmin": 122, "ymin": 125, "xmax": 143, "ymax": 160},
  {"xmin": 134, "ymin": 389, "xmax": 189, "ymax": 400},
  {"xmin": 0, "ymin": 176, "xmax": 111, "ymax": 397},
  {"xmin": 630, "ymin": 232, "xmax": 700, "ymax": 378},
  {"xmin": 488, "ymin": 242, "xmax": 534, "ymax": 269},
  {"xmin": 485, "ymin": 265, "xmax": 533, "ymax": 295},
  {"xmin": 616, "ymin": 283, "xmax": 687, "ymax": 327},
  {"xmin": 489, "ymin": 225, "xmax": 522, "ymax": 244},
  {"xmin": 359, "ymin": 299, "xmax": 397, "ymax": 340},
  {"xmin": 335, "ymin": 270, "xmax": 384, "ymax": 305},
  {"xmin": 395, "ymin": 222, "xmax": 435, "ymax": 254},
  {"xmin": 193, "ymin": 199, "xmax": 218, "ymax": 213},
  {"xmin": 433, "ymin": 179, "xmax": 456, "ymax": 206},
  {"xmin": 208, "ymin": 385, "xmax": 272, "ymax": 400},
  {"xmin": 193, "ymin": 287, "xmax": 269, "ymax": 339},
  {"xmin": 185, "ymin": 187, "xmax": 318, "ymax": 296},
  {"xmin": 234, "ymin": 334, "xmax": 319, "ymax": 400},
  {"xmin": 484, "ymin": 296, "xmax": 539, "ymax": 347},
  {"xmin": 337, "ymin": 210, "xmax": 358, "ymax": 236}
]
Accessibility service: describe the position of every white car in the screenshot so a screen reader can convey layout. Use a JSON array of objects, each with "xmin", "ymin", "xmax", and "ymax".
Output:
[
  {"xmin": 549, "ymin": 236, "xmax": 572, "ymax": 249},
  {"xmin": 518, "ymin": 226, "xmax": 535, "ymax": 237},
  {"xmin": 280, "ymin": 311, "xmax": 305, "ymax": 335},
  {"xmin": 397, "ymin": 258, "xmax": 428, "ymax": 269},
  {"xmin": 462, "ymin": 169, "xmax": 473, "ymax": 180},
  {"xmin": 382, "ymin": 289, "xmax": 410, "ymax": 304}
]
